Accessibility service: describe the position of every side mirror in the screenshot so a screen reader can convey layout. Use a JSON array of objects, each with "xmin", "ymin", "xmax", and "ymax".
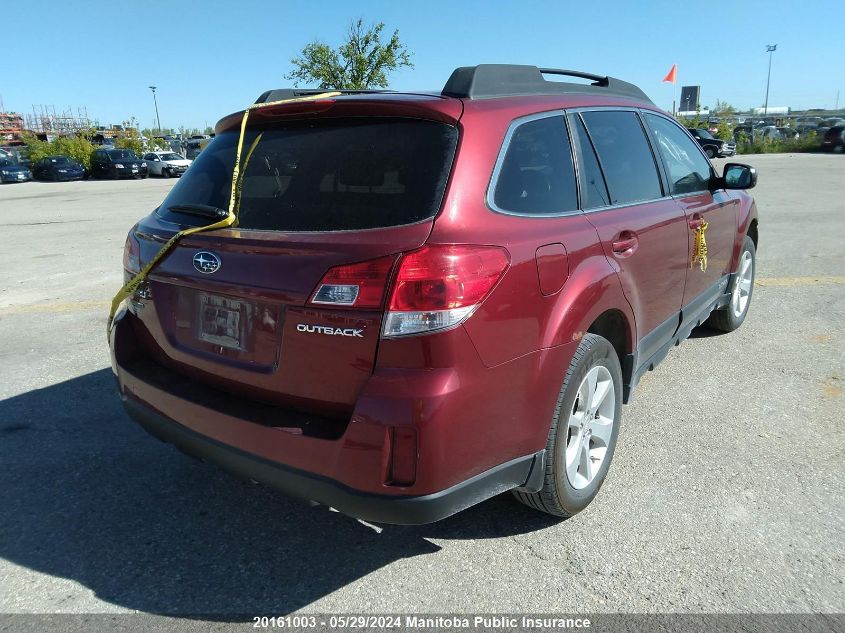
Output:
[{"xmin": 722, "ymin": 163, "xmax": 757, "ymax": 190}]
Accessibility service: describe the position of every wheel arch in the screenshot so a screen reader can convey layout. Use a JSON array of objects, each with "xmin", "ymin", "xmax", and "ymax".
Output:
[
  {"xmin": 731, "ymin": 198, "xmax": 759, "ymax": 269},
  {"xmin": 541, "ymin": 256, "xmax": 637, "ymax": 397},
  {"xmin": 587, "ymin": 308, "xmax": 631, "ymax": 375},
  {"xmin": 747, "ymin": 218, "xmax": 758, "ymax": 248}
]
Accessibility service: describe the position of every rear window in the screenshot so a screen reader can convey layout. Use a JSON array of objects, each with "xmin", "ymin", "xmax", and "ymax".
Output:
[{"xmin": 157, "ymin": 118, "xmax": 458, "ymax": 231}]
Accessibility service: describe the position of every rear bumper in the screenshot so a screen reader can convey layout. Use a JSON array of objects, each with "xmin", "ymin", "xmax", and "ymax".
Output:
[
  {"xmin": 110, "ymin": 309, "xmax": 570, "ymax": 524},
  {"xmin": 122, "ymin": 395, "xmax": 542, "ymax": 525}
]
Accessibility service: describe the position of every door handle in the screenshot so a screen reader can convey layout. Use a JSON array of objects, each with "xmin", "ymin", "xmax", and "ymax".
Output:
[
  {"xmin": 611, "ymin": 232, "xmax": 639, "ymax": 257},
  {"xmin": 689, "ymin": 214, "xmax": 704, "ymax": 230}
]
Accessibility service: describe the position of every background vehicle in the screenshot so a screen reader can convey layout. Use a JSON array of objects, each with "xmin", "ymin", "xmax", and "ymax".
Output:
[
  {"xmin": 110, "ymin": 65, "xmax": 759, "ymax": 524},
  {"xmin": 143, "ymin": 151, "xmax": 192, "ymax": 177},
  {"xmin": 0, "ymin": 145, "xmax": 30, "ymax": 167},
  {"xmin": 821, "ymin": 126, "xmax": 845, "ymax": 152},
  {"xmin": 31, "ymin": 155, "xmax": 86, "ymax": 181},
  {"xmin": 0, "ymin": 156, "xmax": 32, "ymax": 183},
  {"xmin": 688, "ymin": 127, "xmax": 736, "ymax": 157},
  {"xmin": 90, "ymin": 149, "xmax": 148, "ymax": 179},
  {"xmin": 184, "ymin": 137, "xmax": 211, "ymax": 160},
  {"xmin": 756, "ymin": 125, "xmax": 782, "ymax": 140}
]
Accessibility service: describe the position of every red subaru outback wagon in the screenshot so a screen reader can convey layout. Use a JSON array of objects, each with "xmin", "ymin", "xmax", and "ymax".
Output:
[{"xmin": 110, "ymin": 65, "xmax": 759, "ymax": 524}]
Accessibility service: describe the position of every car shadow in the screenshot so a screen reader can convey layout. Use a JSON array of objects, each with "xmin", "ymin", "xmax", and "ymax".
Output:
[
  {"xmin": 0, "ymin": 369, "xmax": 559, "ymax": 617},
  {"xmin": 688, "ymin": 324, "xmax": 724, "ymax": 339}
]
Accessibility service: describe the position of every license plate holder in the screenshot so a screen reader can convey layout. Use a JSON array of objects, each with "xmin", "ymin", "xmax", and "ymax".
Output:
[{"xmin": 197, "ymin": 294, "xmax": 248, "ymax": 350}]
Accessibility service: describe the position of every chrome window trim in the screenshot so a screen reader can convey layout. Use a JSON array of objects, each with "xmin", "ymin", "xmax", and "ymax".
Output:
[
  {"xmin": 485, "ymin": 109, "xmax": 583, "ymax": 218},
  {"xmin": 579, "ymin": 195, "xmax": 675, "ymax": 215},
  {"xmin": 486, "ymin": 105, "xmax": 689, "ymax": 219}
]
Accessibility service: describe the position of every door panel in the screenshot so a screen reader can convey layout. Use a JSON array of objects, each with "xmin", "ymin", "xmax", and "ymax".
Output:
[
  {"xmin": 586, "ymin": 200, "xmax": 688, "ymax": 359},
  {"xmin": 640, "ymin": 112, "xmax": 739, "ymax": 308},
  {"xmin": 674, "ymin": 190, "xmax": 738, "ymax": 307},
  {"xmin": 575, "ymin": 110, "xmax": 687, "ymax": 358}
]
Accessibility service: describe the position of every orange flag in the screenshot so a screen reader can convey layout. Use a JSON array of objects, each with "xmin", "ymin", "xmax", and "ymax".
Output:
[{"xmin": 662, "ymin": 64, "xmax": 677, "ymax": 84}]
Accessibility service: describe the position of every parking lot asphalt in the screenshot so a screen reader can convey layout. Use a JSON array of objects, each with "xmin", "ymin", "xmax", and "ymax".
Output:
[{"xmin": 0, "ymin": 155, "xmax": 843, "ymax": 618}]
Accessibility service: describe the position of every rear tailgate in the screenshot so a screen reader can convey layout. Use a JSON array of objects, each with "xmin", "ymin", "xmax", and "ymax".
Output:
[{"xmin": 127, "ymin": 109, "xmax": 460, "ymax": 419}]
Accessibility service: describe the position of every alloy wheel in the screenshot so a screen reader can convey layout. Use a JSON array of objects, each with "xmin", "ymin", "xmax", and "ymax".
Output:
[
  {"xmin": 731, "ymin": 250, "xmax": 753, "ymax": 318},
  {"xmin": 565, "ymin": 366, "xmax": 616, "ymax": 489}
]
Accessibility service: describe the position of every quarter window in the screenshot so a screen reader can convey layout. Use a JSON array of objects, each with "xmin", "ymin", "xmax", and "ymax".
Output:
[
  {"xmin": 581, "ymin": 111, "xmax": 663, "ymax": 205},
  {"xmin": 645, "ymin": 113, "xmax": 712, "ymax": 195},
  {"xmin": 492, "ymin": 116, "xmax": 578, "ymax": 215}
]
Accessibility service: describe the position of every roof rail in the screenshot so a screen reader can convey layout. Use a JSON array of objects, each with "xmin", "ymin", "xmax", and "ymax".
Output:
[
  {"xmin": 254, "ymin": 88, "xmax": 393, "ymax": 104},
  {"xmin": 441, "ymin": 64, "xmax": 653, "ymax": 103}
]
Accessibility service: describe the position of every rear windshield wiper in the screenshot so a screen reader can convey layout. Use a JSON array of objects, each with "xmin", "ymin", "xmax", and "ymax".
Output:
[{"xmin": 167, "ymin": 203, "xmax": 230, "ymax": 221}]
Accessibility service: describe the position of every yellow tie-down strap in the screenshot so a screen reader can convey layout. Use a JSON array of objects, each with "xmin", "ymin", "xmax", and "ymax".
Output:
[{"xmin": 106, "ymin": 91, "xmax": 341, "ymax": 340}]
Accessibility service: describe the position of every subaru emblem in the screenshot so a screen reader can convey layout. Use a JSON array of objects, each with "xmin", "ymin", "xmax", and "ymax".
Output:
[{"xmin": 193, "ymin": 251, "xmax": 221, "ymax": 274}]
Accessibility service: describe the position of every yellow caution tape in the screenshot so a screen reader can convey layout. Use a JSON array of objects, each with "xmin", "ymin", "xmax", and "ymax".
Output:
[
  {"xmin": 691, "ymin": 220, "xmax": 709, "ymax": 272},
  {"xmin": 107, "ymin": 91, "xmax": 341, "ymax": 340}
]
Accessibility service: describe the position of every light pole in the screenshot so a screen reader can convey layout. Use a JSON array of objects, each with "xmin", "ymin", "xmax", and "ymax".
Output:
[
  {"xmin": 763, "ymin": 44, "xmax": 777, "ymax": 119},
  {"xmin": 148, "ymin": 85, "xmax": 162, "ymax": 134}
]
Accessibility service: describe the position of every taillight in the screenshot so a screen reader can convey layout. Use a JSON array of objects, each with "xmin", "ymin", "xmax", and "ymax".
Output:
[
  {"xmin": 123, "ymin": 232, "xmax": 140, "ymax": 274},
  {"xmin": 309, "ymin": 255, "xmax": 397, "ymax": 309},
  {"xmin": 382, "ymin": 244, "xmax": 510, "ymax": 337}
]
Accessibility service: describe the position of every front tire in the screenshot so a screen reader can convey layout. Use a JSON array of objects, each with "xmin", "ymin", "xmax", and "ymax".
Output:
[
  {"xmin": 706, "ymin": 235, "xmax": 756, "ymax": 332},
  {"xmin": 513, "ymin": 333, "xmax": 622, "ymax": 518},
  {"xmin": 705, "ymin": 147, "xmax": 716, "ymax": 159}
]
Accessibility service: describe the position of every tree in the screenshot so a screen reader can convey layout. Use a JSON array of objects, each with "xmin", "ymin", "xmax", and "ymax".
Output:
[
  {"xmin": 713, "ymin": 100, "xmax": 736, "ymax": 116},
  {"xmin": 286, "ymin": 19, "xmax": 413, "ymax": 90}
]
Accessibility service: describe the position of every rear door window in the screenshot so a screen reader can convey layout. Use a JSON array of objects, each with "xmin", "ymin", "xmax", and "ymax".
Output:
[
  {"xmin": 157, "ymin": 118, "xmax": 458, "ymax": 231},
  {"xmin": 581, "ymin": 111, "xmax": 663, "ymax": 205},
  {"xmin": 491, "ymin": 115, "xmax": 578, "ymax": 215}
]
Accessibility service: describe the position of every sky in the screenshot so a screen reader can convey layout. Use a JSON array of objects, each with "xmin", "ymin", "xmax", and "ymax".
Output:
[{"xmin": 3, "ymin": 0, "xmax": 843, "ymax": 130}]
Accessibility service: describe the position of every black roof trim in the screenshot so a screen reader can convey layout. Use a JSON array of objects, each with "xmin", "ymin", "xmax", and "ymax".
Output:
[{"xmin": 441, "ymin": 64, "xmax": 654, "ymax": 103}]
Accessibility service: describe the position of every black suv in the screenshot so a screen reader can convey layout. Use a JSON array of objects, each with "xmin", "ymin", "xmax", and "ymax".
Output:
[
  {"xmin": 821, "ymin": 126, "xmax": 845, "ymax": 153},
  {"xmin": 90, "ymin": 149, "xmax": 148, "ymax": 179},
  {"xmin": 688, "ymin": 128, "xmax": 736, "ymax": 158}
]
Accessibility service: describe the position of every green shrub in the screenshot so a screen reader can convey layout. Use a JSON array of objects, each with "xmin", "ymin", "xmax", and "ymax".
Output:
[
  {"xmin": 52, "ymin": 135, "xmax": 96, "ymax": 170},
  {"xmin": 114, "ymin": 136, "xmax": 144, "ymax": 157},
  {"xmin": 715, "ymin": 121, "xmax": 733, "ymax": 141},
  {"xmin": 21, "ymin": 132, "xmax": 52, "ymax": 165},
  {"xmin": 22, "ymin": 132, "xmax": 96, "ymax": 170},
  {"xmin": 145, "ymin": 137, "xmax": 172, "ymax": 152},
  {"xmin": 737, "ymin": 132, "xmax": 818, "ymax": 155}
]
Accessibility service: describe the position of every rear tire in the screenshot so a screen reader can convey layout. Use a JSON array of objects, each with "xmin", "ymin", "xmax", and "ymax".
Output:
[
  {"xmin": 513, "ymin": 333, "xmax": 622, "ymax": 518},
  {"xmin": 706, "ymin": 235, "xmax": 756, "ymax": 332}
]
